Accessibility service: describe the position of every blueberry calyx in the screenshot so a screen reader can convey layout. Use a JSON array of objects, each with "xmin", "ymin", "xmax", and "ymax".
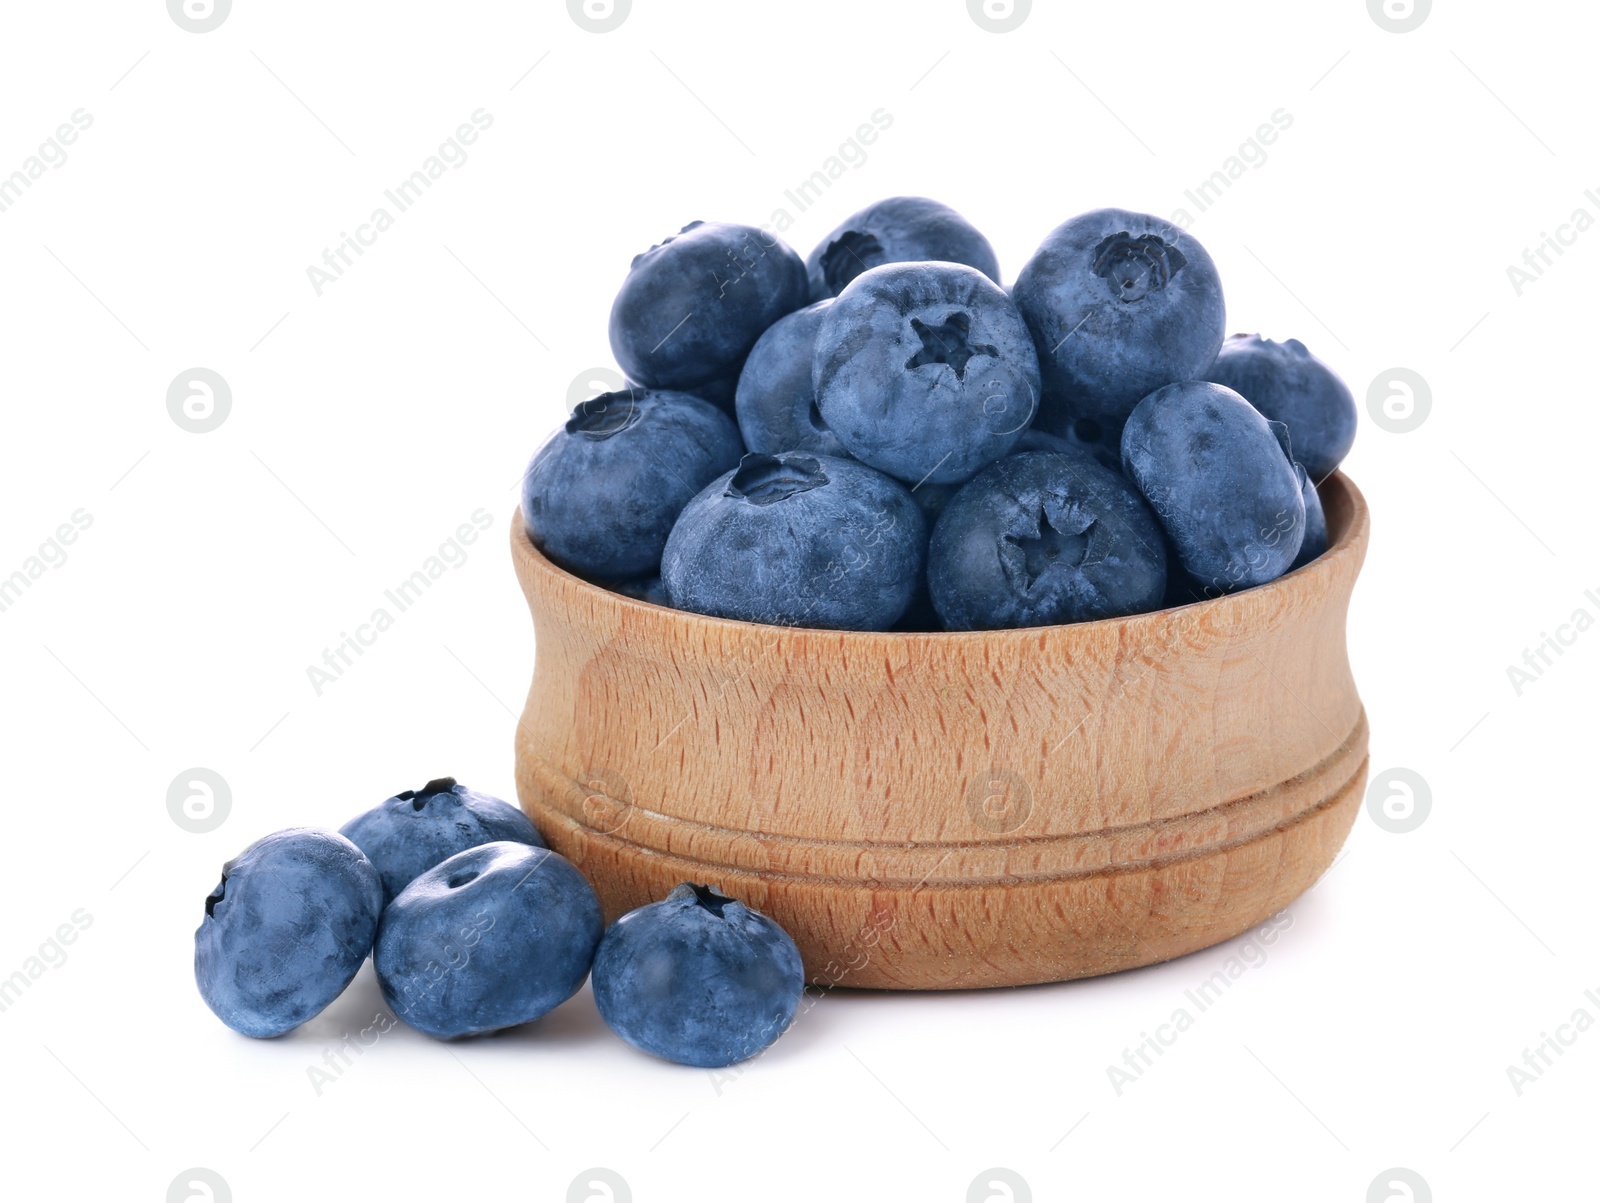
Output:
[
  {"xmin": 204, "ymin": 873, "xmax": 227, "ymax": 919},
  {"xmin": 632, "ymin": 221, "xmax": 706, "ymax": 267},
  {"xmin": 669, "ymin": 882, "xmax": 736, "ymax": 917},
  {"xmin": 1092, "ymin": 232, "xmax": 1186, "ymax": 302},
  {"xmin": 566, "ymin": 392, "xmax": 642, "ymax": 440},
  {"xmin": 905, "ymin": 311, "xmax": 998, "ymax": 382},
  {"xmin": 446, "ymin": 869, "xmax": 480, "ymax": 889},
  {"xmin": 1004, "ymin": 507, "xmax": 1094, "ymax": 590},
  {"xmin": 819, "ymin": 229, "xmax": 884, "ymax": 294},
  {"xmin": 405, "ymin": 777, "xmax": 458, "ymax": 811},
  {"xmin": 726, "ymin": 453, "xmax": 829, "ymax": 506},
  {"xmin": 1267, "ymin": 419, "xmax": 1295, "ymax": 463}
]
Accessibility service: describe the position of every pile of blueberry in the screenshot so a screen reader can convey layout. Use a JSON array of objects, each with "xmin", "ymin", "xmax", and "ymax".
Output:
[
  {"xmin": 522, "ymin": 200, "xmax": 1357, "ymax": 631},
  {"xmin": 193, "ymin": 777, "xmax": 803, "ymax": 1067}
]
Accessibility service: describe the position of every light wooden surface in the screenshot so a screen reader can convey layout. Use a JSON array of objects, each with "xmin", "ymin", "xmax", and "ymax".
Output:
[{"xmin": 510, "ymin": 474, "xmax": 1370, "ymax": 989}]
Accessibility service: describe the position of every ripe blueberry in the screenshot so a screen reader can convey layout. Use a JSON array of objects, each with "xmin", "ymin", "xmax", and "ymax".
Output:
[
  {"xmin": 340, "ymin": 777, "xmax": 545, "ymax": 906},
  {"xmin": 1013, "ymin": 208, "xmax": 1225, "ymax": 433},
  {"xmin": 928, "ymin": 450, "xmax": 1167, "ymax": 630},
  {"xmin": 609, "ymin": 221, "xmax": 809, "ymax": 393},
  {"xmin": 521, "ymin": 388, "xmax": 743, "ymax": 582},
  {"xmin": 591, "ymin": 883, "xmax": 804, "ymax": 1068},
  {"xmin": 815, "ymin": 262, "xmax": 1039, "ymax": 485},
  {"xmin": 194, "ymin": 828, "xmax": 382, "ymax": 1038},
  {"xmin": 805, "ymin": 196, "xmax": 1001, "ymax": 300},
  {"xmin": 663, "ymin": 451, "xmax": 925, "ymax": 631},
  {"xmin": 1121, "ymin": 381, "xmax": 1305, "ymax": 591}
]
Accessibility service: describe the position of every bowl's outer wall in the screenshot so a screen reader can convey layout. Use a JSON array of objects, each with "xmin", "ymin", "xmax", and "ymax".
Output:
[{"xmin": 511, "ymin": 475, "xmax": 1370, "ymax": 989}]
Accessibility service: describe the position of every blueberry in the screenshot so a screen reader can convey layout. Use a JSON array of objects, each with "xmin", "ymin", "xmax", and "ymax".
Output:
[
  {"xmin": 340, "ymin": 777, "xmax": 545, "ymax": 907},
  {"xmin": 1293, "ymin": 473, "xmax": 1329, "ymax": 570},
  {"xmin": 1012, "ymin": 208, "xmax": 1226, "ymax": 432},
  {"xmin": 891, "ymin": 585, "xmax": 944, "ymax": 632},
  {"xmin": 663, "ymin": 452, "xmax": 925, "ymax": 631},
  {"xmin": 591, "ymin": 883, "xmax": 803, "ymax": 1068},
  {"xmin": 609, "ymin": 221, "xmax": 809, "ymax": 393},
  {"xmin": 815, "ymin": 262, "xmax": 1039, "ymax": 485},
  {"xmin": 734, "ymin": 299, "xmax": 850, "ymax": 457},
  {"xmin": 928, "ymin": 450, "xmax": 1167, "ymax": 631},
  {"xmin": 374, "ymin": 842, "xmax": 602, "ymax": 1040},
  {"xmin": 1205, "ymin": 334, "xmax": 1356, "ymax": 481},
  {"xmin": 908, "ymin": 479, "xmax": 962, "ymax": 523},
  {"xmin": 1015, "ymin": 424, "xmax": 1122, "ymax": 474},
  {"xmin": 612, "ymin": 575, "xmax": 670, "ymax": 606},
  {"xmin": 805, "ymin": 196, "xmax": 1001, "ymax": 300},
  {"xmin": 194, "ymin": 828, "xmax": 382, "ymax": 1038},
  {"xmin": 690, "ymin": 371, "xmax": 742, "ymax": 416},
  {"xmin": 521, "ymin": 388, "xmax": 743, "ymax": 582},
  {"xmin": 1121, "ymin": 381, "xmax": 1305, "ymax": 592}
]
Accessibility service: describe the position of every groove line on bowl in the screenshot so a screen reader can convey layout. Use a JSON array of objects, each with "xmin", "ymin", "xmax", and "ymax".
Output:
[
  {"xmin": 518, "ymin": 711, "xmax": 1367, "ymax": 887},
  {"xmin": 522, "ymin": 751, "xmax": 1366, "ymax": 891}
]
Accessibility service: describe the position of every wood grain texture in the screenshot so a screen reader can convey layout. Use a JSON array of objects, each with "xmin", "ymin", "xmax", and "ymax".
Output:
[{"xmin": 511, "ymin": 474, "xmax": 1370, "ymax": 989}]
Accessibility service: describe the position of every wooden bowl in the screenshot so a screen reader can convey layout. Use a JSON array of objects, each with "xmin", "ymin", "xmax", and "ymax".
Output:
[{"xmin": 510, "ymin": 473, "xmax": 1369, "ymax": 990}]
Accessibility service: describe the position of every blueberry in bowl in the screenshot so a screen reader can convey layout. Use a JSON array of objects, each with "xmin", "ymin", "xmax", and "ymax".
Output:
[
  {"xmin": 1120, "ymin": 381, "xmax": 1306, "ymax": 592},
  {"xmin": 1205, "ymin": 334, "xmax": 1356, "ymax": 482},
  {"xmin": 591, "ymin": 883, "xmax": 804, "ymax": 1068},
  {"xmin": 1012, "ymin": 208, "xmax": 1225, "ymax": 433},
  {"xmin": 609, "ymin": 221, "xmax": 809, "ymax": 394},
  {"xmin": 928, "ymin": 450, "xmax": 1167, "ymax": 631},
  {"xmin": 340, "ymin": 776, "xmax": 545, "ymax": 906},
  {"xmin": 521, "ymin": 387, "xmax": 743, "ymax": 583},
  {"xmin": 374, "ymin": 842, "xmax": 603, "ymax": 1040},
  {"xmin": 734, "ymin": 299, "xmax": 849, "ymax": 458},
  {"xmin": 805, "ymin": 196, "xmax": 1001, "ymax": 300},
  {"xmin": 1293, "ymin": 470, "xmax": 1329, "ymax": 570},
  {"xmin": 814, "ymin": 261, "xmax": 1040, "ymax": 486},
  {"xmin": 1015, "ymin": 423, "xmax": 1122, "ymax": 474},
  {"xmin": 662, "ymin": 451, "xmax": 925, "ymax": 631},
  {"xmin": 612, "ymin": 575, "xmax": 670, "ymax": 606},
  {"xmin": 194, "ymin": 828, "xmax": 383, "ymax": 1038}
]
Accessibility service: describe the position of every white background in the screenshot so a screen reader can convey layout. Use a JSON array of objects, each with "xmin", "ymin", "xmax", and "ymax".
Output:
[{"xmin": 1, "ymin": 1, "xmax": 1594, "ymax": 1199}]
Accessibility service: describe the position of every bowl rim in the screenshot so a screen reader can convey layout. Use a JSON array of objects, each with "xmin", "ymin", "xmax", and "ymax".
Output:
[{"xmin": 511, "ymin": 470, "xmax": 1369, "ymax": 644}]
